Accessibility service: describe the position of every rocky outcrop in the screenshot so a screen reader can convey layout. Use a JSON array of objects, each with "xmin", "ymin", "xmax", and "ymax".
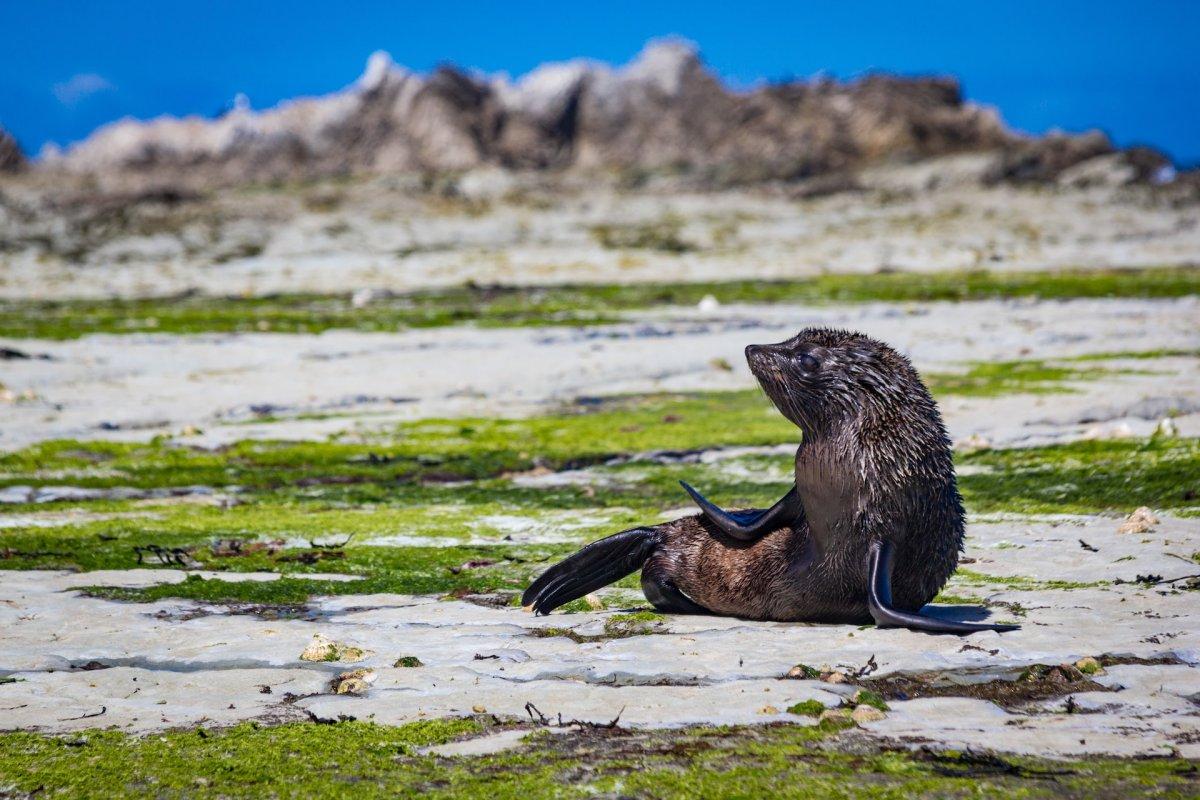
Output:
[
  {"xmin": 983, "ymin": 130, "xmax": 1115, "ymax": 184},
  {"xmin": 25, "ymin": 40, "xmax": 1175, "ymax": 194},
  {"xmin": 40, "ymin": 41, "xmax": 1018, "ymax": 190},
  {"xmin": 0, "ymin": 126, "xmax": 24, "ymax": 172},
  {"xmin": 983, "ymin": 130, "xmax": 1179, "ymax": 189}
]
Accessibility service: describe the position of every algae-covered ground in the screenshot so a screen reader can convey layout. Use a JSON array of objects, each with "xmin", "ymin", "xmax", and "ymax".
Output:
[
  {"xmin": 3, "ymin": 719, "xmax": 1198, "ymax": 799},
  {"xmin": 1, "ymin": 383, "xmax": 1196, "ymax": 604},
  {"xmin": 0, "ymin": 266, "xmax": 1196, "ymax": 339},
  {"xmin": 1, "ymin": 261, "xmax": 1198, "ymax": 797}
]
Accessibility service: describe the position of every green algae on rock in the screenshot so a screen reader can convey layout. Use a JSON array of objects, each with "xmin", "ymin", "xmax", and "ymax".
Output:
[
  {"xmin": 0, "ymin": 720, "xmax": 1195, "ymax": 799},
  {"xmin": 527, "ymin": 611, "xmax": 669, "ymax": 643},
  {"xmin": 786, "ymin": 699, "xmax": 827, "ymax": 717},
  {"xmin": 959, "ymin": 436, "xmax": 1199, "ymax": 515},
  {"xmin": 4, "ymin": 375, "xmax": 1183, "ymax": 504},
  {"xmin": 0, "ymin": 266, "xmax": 1196, "ymax": 340},
  {"xmin": 0, "ymin": 390, "xmax": 794, "ymax": 491},
  {"xmin": 923, "ymin": 358, "xmax": 1129, "ymax": 397},
  {"xmin": 3, "ymin": 364, "xmax": 1196, "ymax": 607},
  {"xmin": 4, "ymin": 436, "xmax": 1196, "ymax": 606}
]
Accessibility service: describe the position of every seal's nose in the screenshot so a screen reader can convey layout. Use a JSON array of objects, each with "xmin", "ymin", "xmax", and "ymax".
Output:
[
  {"xmin": 746, "ymin": 344, "xmax": 783, "ymax": 374},
  {"xmin": 746, "ymin": 343, "xmax": 779, "ymax": 362}
]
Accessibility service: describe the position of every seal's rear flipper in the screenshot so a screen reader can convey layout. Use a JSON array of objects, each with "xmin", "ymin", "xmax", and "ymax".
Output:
[
  {"xmin": 867, "ymin": 540, "xmax": 1019, "ymax": 635},
  {"xmin": 522, "ymin": 527, "xmax": 661, "ymax": 615},
  {"xmin": 679, "ymin": 482, "xmax": 801, "ymax": 541},
  {"xmin": 641, "ymin": 572, "xmax": 710, "ymax": 615}
]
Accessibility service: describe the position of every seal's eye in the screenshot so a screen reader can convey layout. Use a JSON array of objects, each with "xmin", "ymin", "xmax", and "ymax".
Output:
[{"xmin": 799, "ymin": 353, "xmax": 820, "ymax": 373}]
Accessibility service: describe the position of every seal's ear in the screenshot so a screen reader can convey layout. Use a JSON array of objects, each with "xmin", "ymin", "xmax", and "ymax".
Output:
[
  {"xmin": 679, "ymin": 482, "xmax": 801, "ymax": 541},
  {"xmin": 866, "ymin": 540, "xmax": 1018, "ymax": 635}
]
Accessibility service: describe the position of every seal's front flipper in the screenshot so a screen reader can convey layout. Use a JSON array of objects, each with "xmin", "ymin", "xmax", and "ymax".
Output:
[
  {"xmin": 679, "ymin": 482, "xmax": 800, "ymax": 541},
  {"xmin": 867, "ymin": 540, "xmax": 1019, "ymax": 635}
]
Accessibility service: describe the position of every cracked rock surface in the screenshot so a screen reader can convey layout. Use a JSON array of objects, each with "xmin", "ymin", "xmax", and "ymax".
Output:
[
  {"xmin": 1, "ymin": 514, "xmax": 1196, "ymax": 757},
  {"xmin": 2, "ymin": 297, "xmax": 1197, "ymax": 450}
]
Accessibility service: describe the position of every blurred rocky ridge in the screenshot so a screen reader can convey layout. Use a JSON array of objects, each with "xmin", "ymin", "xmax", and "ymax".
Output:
[
  {"xmin": 1, "ymin": 40, "xmax": 1197, "ymax": 281},
  {"xmin": 0, "ymin": 127, "xmax": 25, "ymax": 173},
  {"xmin": 3, "ymin": 40, "xmax": 1184, "ymax": 196}
]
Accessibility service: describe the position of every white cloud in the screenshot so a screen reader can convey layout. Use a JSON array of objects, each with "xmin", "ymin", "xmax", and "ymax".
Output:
[{"xmin": 53, "ymin": 73, "xmax": 115, "ymax": 106}]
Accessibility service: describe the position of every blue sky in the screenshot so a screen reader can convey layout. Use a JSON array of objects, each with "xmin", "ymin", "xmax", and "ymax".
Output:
[{"xmin": 2, "ymin": 1, "xmax": 1198, "ymax": 164}]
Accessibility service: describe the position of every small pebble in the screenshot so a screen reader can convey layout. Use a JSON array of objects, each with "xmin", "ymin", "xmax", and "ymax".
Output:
[
  {"xmin": 851, "ymin": 705, "xmax": 886, "ymax": 724},
  {"xmin": 954, "ymin": 433, "xmax": 991, "ymax": 452},
  {"xmin": 330, "ymin": 668, "xmax": 376, "ymax": 695},
  {"xmin": 1117, "ymin": 507, "xmax": 1159, "ymax": 534},
  {"xmin": 301, "ymin": 633, "xmax": 369, "ymax": 663}
]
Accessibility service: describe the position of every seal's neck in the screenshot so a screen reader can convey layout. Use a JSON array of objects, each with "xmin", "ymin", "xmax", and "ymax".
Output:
[{"xmin": 793, "ymin": 434, "xmax": 863, "ymax": 559}]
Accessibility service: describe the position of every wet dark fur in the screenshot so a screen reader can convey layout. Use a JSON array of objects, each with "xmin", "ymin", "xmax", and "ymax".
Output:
[{"xmin": 529, "ymin": 328, "xmax": 964, "ymax": 623}]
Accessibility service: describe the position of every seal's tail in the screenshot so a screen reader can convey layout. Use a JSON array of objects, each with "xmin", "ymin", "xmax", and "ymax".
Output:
[{"xmin": 521, "ymin": 527, "xmax": 661, "ymax": 615}]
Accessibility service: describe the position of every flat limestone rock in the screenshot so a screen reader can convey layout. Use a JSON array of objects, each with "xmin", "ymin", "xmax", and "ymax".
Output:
[
  {"xmin": 1, "ymin": 511, "xmax": 1197, "ymax": 756},
  {"xmin": 2, "ymin": 298, "xmax": 1197, "ymax": 450}
]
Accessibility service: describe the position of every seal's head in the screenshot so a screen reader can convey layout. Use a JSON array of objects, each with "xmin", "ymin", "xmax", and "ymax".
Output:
[{"xmin": 746, "ymin": 327, "xmax": 938, "ymax": 442}]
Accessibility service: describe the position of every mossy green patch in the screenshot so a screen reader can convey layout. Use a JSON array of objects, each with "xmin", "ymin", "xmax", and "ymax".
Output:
[
  {"xmin": 528, "ymin": 612, "xmax": 668, "ymax": 643},
  {"xmin": 1064, "ymin": 348, "xmax": 1200, "ymax": 362},
  {"xmin": 0, "ymin": 391, "xmax": 792, "ymax": 491},
  {"xmin": 786, "ymin": 699, "xmax": 826, "ymax": 717},
  {"xmin": 924, "ymin": 359, "xmax": 1122, "ymax": 397},
  {"xmin": 959, "ymin": 436, "xmax": 1199, "ymax": 515},
  {"xmin": 951, "ymin": 568, "xmax": 1104, "ymax": 592},
  {"xmin": 602, "ymin": 611, "xmax": 665, "ymax": 636},
  {"xmin": 0, "ymin": 720, "xmax": 1194, "ymax": 799},
  {"xmin": 931, "ymin": 592, "xmax": 987, "ymax": 605},
  {"xmin": 0, "ymin": 720, "xmax": 480, "ymax": 799},
  {"xmin": 80, "ymin": 542, "xmax": 564, "ymax": 605},
  {"xmin": 850, "ymin": 689, "xmax": 889, "ymax": 712},
  {"xmin": 1, "ymin": 266, "xmax": 1195, "ymax": 339}
]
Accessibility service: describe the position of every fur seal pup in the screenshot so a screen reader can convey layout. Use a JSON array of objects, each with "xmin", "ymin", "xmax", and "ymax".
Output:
[{"xmin": 522, "ymin": 328, "xmax": 1017, "ymax": 634}]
